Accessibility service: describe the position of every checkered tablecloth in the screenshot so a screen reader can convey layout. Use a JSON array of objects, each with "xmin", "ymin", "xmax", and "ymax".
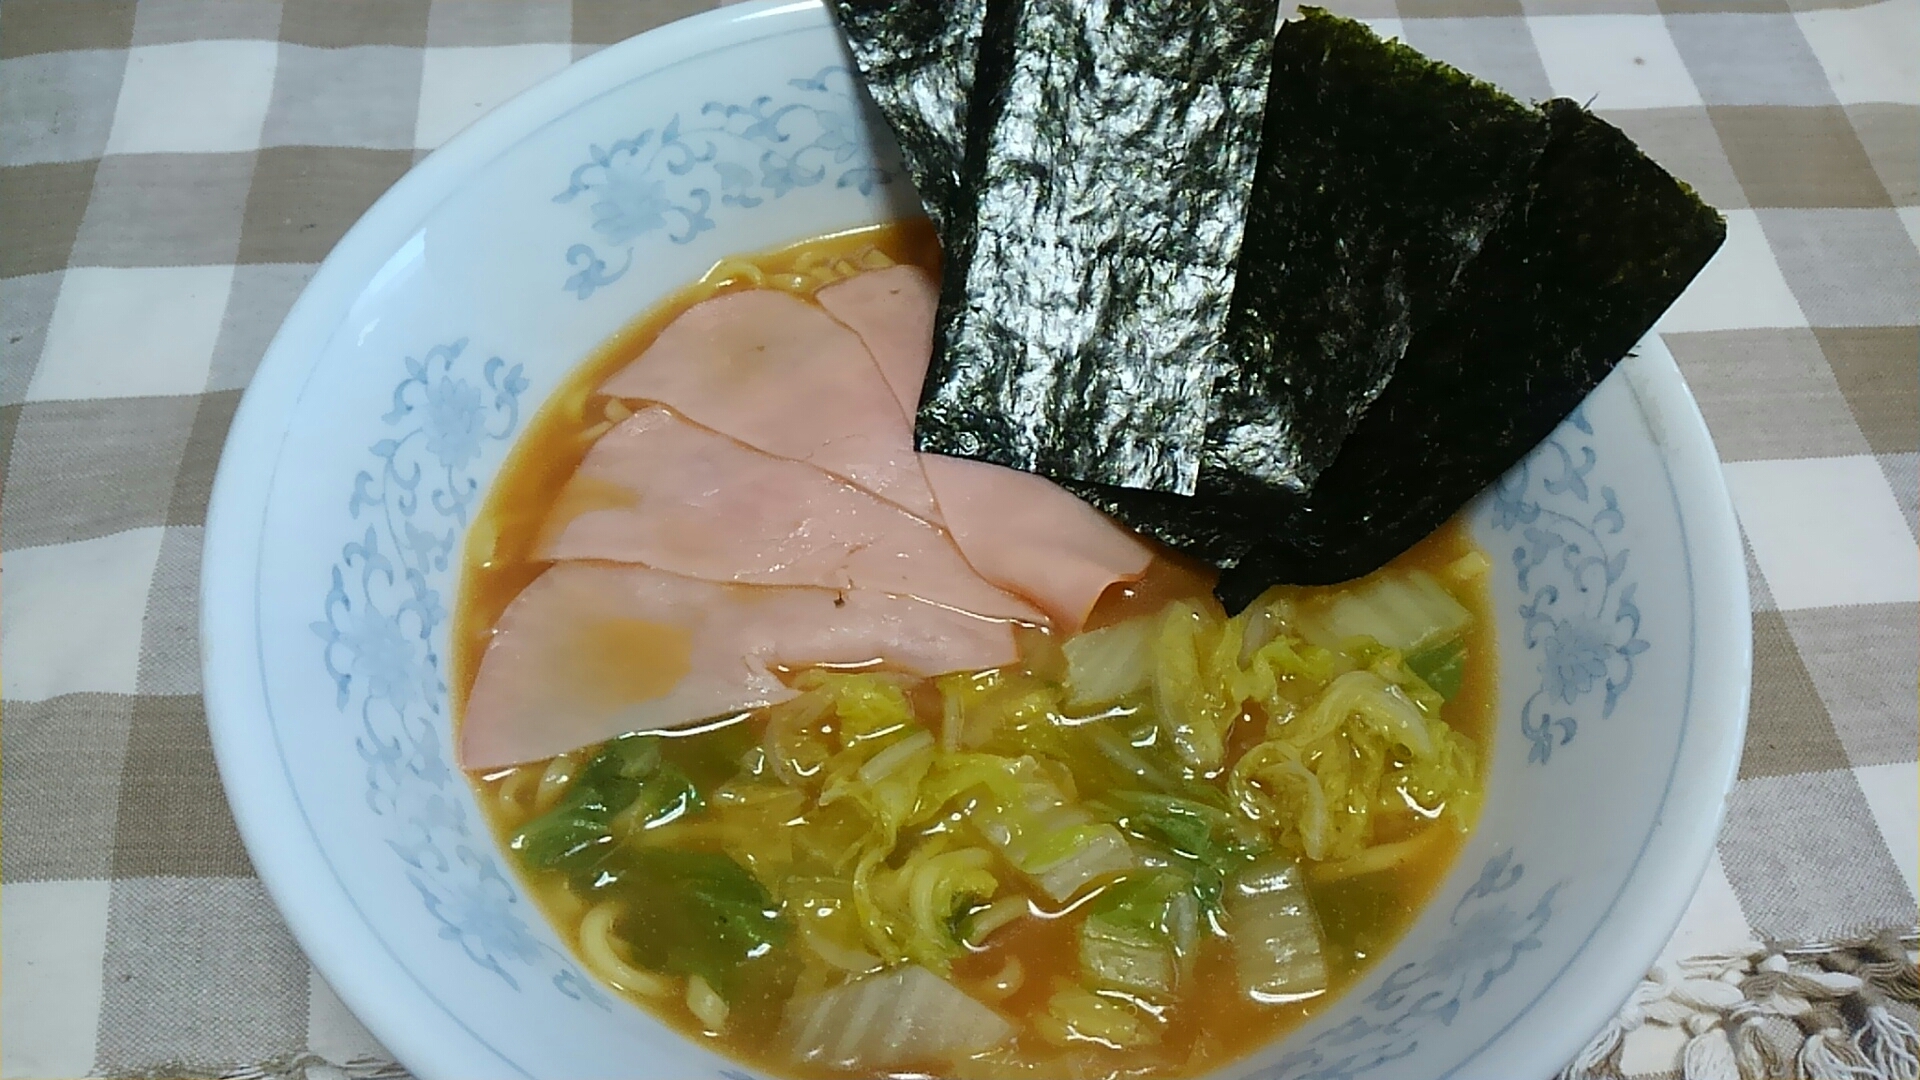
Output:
[{"xmin": 1, "ymin": 1, "xmax": 1913, "ymax": 1078}]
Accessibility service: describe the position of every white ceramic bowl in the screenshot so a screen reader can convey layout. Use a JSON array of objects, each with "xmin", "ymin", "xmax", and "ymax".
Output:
[{"xmin": 201, "ymin": 4, "xmax": 1752, "ymax": 1078}]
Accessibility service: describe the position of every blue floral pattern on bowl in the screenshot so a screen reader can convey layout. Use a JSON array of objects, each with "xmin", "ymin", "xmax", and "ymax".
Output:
[
  {"xmin": 313, "ymin": 339, "xmax": 608, "ymax": 1009},
  {"xmin": 553, "ymin": 65, "xmax": 894, "ymax": 300},
  {"xmin": 1263, "ymin": 852, "xmax": 1565, "ymax": 1080},
  {"xmin": 1489, "ymin": 407, "xmax": 1649, "ymax": 765}
]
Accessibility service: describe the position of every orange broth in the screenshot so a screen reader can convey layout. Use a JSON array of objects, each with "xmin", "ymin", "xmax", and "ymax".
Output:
[{"xmin": 457, "ymin": 221, "xmax": 1497, "ymax": 1080}]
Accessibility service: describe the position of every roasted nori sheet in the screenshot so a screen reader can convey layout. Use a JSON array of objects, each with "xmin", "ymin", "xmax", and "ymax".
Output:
[
  {"xmin": 1200, "ymin": 10, "xmax": 1548, "ymax": 499},
  {"xmin": 833, "ymin": 6, "xmax": 1726, "ymax": 610},
  {"xmin": 908, "ymin": 0, "xmax": 1281, "ymax": 496},
  {"xmin": 831, "ymin": 0, "xmax": 1024, "ymax": 381},
  {"xmin": 828, "ymin": 0, "xmax": 996, "ymax": 239},
  {"xmin": 1084, "ymin": 98, "xmax": 1728, "ymax": 610}
]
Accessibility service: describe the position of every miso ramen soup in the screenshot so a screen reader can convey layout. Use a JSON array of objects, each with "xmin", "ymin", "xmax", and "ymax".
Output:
[{"xmin": 458, "ymin": 222, "xmax": 1496, "ymax": 1080}]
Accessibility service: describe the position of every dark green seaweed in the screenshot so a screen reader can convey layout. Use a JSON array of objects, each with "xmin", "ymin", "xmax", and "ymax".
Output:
[
  {"xmin": 910, "ymin": 0, "xmax": 1281, "ymax": 495},
  {"xmin": 1201, "ymin": 10, "xmax": 1549, "ymax": 499},
  {"xmin": 1088, "ymin": 99, "xmax": 1726, "ymax": 610},
  {"xmin": 833, "ymin": 7, "xmax": 1725, "ymax": 608},
  {"xmin": 829, "ymin": 0, "xmax": 1021, "ymax": 402},
  {"xmin": 828, "ymin": 0, "xmax": 991, "ymax": 239}
]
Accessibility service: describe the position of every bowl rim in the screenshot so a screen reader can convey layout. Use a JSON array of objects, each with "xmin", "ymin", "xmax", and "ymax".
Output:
[
  {"xmin": 200, "ymin": 4, "xmax": 1753, "ymax": 1078},
  {"xmin": 1448, "ymin": 336, "xmax": 1753, "ymax": 1080}
]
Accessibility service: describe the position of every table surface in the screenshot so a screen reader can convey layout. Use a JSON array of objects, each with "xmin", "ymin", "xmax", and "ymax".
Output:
[{"xmin": 2, "ymin": 1, "xmax": 1915, "ymax": 1078}]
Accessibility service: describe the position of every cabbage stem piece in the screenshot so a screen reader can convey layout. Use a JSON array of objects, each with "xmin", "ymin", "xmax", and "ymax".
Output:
[
  {"xmin": 1227, "ymin": 857, "xmax": 1328, "ymax": 1004},
  {"xmin": 783, "ymin": 965, "xmax": 1013, "ymax": 1070},
  {"xmin": 971, "ymin": 758, "xmax": 1137, "ymax": 903},
  {"xmin": 1306, "ymin": 569, "xmax": 1470, "ymax": 654},
  {"xmin": 1080, "ymin": 921, "xmax": 1175, "ymax": 998},
  {"xmin": 1063, "ymin": 618, "xmax": 1156, "ymax": 707}
]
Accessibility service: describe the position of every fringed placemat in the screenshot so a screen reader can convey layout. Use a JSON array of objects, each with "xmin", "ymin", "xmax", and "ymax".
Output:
[{"xmin": 1562, "ymin": 931, "xmax": 1920, "ymax": 1080}]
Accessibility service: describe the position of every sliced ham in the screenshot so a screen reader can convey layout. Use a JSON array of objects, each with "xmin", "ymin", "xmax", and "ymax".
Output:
[
  {"xmin": 536, "ymin": 406, "xmax": 1044, "ymax": 625},
  {"xmin": 816, "ymin": 265, "xmax": 939, "ymax": 411},
  {"xmin": 817, "ymin": 269, "xmax": 1154, "ymax": 631},
  {"xmin": 599, "ymin": 288, "xmax": 939, "ymax": 520},
  {"xmin": 917, "ymin": 454, "xmax": 1153, "ymax": 633},
  {"xmin": 461, "ymin": 563, "xmax": 1021, "ymax": 768},
  {"xmin": 461, "ymin": 269, "xmax": 1169, "ymax": 767}
]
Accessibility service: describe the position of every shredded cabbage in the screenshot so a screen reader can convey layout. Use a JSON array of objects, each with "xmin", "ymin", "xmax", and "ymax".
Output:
[
  {"xmin": 1230, "ymin": 741, "xmax": 1337, "ymax": 860},
  {"xmin": 790, "ymin": 718, "xmax": 1039, "ymax": 971},
  {"xmin": 761, "ymin": 685, "xmax": 836, "ymax": 787},
  {"xmin": 917, "ymin": 752, "xmax": 1033, "ymax": 813},
  {"xmin": 820, "ymin": 738, "xmax": 933, "ymax": 840},
  {"xmin": 797, "ymin": 670, "xmax": 918, "ymax": 746},
  {"xmin": 966, "ymin": 757, "xmax": 1139, "ymax": 902},
  {"xmin": 1150, "ymin": 602, "xmax": 1244, "ymax": 770},
  {"xmin": 1229, "ymin": 634, "xmax": 1349, "ymax": 725},
  {"xmin": 844, "ymin": 836, "xmax": 1004, "ymax": 972},
  {"xmin": 818, "ymin": 732, "xmax": 941, "ymax": 965},
  {"xmin": 1229, "ymin": 668, "xmax": 1478, "ymax": 862},
  {"xmin": 961, "ymin": 894, "xmax": 1029, "ymax": 946},
  {"xmin": 1056, "ymin": 573, "xmax": 1483, "ymax": 866},
  {"xmin": 1034, "ymin": 983, "xmax": 1158, "ymax": 1050},
  {"xmin": 905, "ymin": 846, "xmax": 999, "ymax": 962},
  {"xmin": 937, "ymin": 668, "xmax": 1065, "ymax": 750},
  {"xmin": 786, "ymin": 874, "xmax": 881, "ymax": 971},
  {"xmin": 1288, "ymin": 671, "xmax": 1432, "ymax": 757}
]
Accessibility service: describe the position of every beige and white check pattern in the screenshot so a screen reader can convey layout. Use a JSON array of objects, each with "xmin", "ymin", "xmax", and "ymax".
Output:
[{"xmin": 1, "ymin": 1, "xmax": 1914, "ymax": 1078}]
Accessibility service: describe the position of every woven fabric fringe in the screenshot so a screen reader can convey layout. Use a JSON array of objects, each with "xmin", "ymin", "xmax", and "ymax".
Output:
[{"xmin": 1561, "ymin": 930, "xmax": 1920, "ymax": 1080}]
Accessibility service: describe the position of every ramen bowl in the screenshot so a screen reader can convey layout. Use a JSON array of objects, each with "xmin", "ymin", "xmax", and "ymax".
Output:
[{"xmin": 200, "ymin": 4, "xmax": 1751, "ymax": 1078}]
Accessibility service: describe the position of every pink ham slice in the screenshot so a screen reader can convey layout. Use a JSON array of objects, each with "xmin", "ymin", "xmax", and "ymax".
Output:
[
  {"xmin": 816, "ymin": 267, "xmax": 1153, "ymax": 632},
  {"xmin": 815, "ymin": 265, "xmax": 938, "ymax": 411},
  {"xmin": 599, "ymin": 288, "xmax": 939, "ymax": 520},
  {"xmin": 536, "ymin": 406, "xmax": 1044, "ymax": 625},
  {"xmin": 461, "ymin": 562, "xmax": 1020, "ymax": 768},
  {"xmin": 916, "ymin": 454, "xmax": 1154, "ymax": 633}
]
